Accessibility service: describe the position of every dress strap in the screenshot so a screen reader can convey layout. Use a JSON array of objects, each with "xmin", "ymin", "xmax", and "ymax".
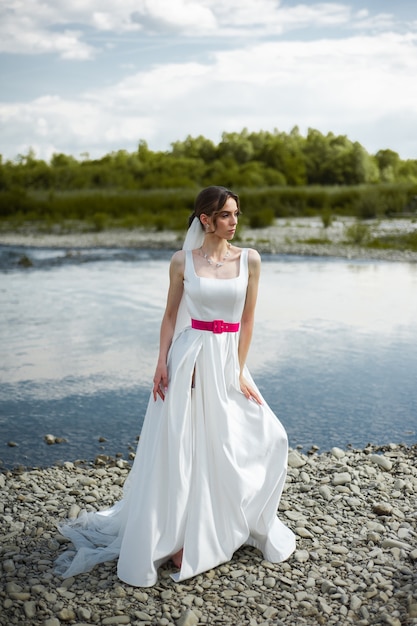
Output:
[
  {"xmin": 184, "ymin": 249, "xmax": 193, "ymax": 278},
  {"xmin": 241, "ymin": 248, "xmax": 249, "ymax": 279}
]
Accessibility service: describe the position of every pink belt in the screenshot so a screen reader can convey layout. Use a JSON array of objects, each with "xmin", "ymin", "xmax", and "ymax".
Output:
[{"xmin": 191, "ymin": 319, "xmax": 240, "ymax": 334}]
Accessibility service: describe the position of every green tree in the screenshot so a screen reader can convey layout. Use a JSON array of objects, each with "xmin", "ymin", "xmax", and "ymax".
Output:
[
  {"xmin": 171, "ymin": 135, "xmax": 217, "ymax": 162},
  {"xmin": 375, "ymin": 149, "xmax": 400, "ymax": 182},
  {"xmin": 218, "ymin": 129, "xmax": 255, "ymax": 164}
]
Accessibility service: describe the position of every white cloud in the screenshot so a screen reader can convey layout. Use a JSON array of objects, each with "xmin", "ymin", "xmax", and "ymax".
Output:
[
  {"xmin": 0, "ymin": 6, "xmax": 95, "ymax": 58},
  {"xmin": 352, "ymin": 12, "xmax": 396, "ymax": 32},
  {"xmin": 0, "ymin": 93, "xmax": 155, "ymax": 160},
  {"xmin": 1, "ymin": 28, "xmax": 416, "ymax": 160},
  {"xmin": 275, "ymin": 3, "xmax": 351, "ymax": 28},
  {"xmin": 0, "ymin": 0, "xmax": 401, "ymax": 58},
  {"xmin": 131, "ymin": 0, "xmax": 217, "ymax": 34}
]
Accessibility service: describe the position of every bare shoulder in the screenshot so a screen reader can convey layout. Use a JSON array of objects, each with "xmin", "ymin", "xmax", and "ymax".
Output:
[
  {"xmin": 171, "ymin": 249, "xmax": 185, "ymax": 264},
  {"xmin": 170, "ymin": 250, "xmax": 185, "ymax": 275},
  {"xmin": 230, "ymin": 245, "xmax": 260, "ymax": 263},
  {"xmin": 246, "ymin": 247, "xmax": 261, "ymax": 273}
]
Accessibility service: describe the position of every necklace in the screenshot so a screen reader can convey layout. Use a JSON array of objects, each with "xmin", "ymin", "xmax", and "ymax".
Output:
[{"xmin": 200, "ymin": 243, "xmax": 231, "ymax": 268}]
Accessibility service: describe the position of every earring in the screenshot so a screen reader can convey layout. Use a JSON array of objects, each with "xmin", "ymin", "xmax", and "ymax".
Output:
[{"xmin": 205, "ymin": 224, "xmax": 209, "ymax": 231}]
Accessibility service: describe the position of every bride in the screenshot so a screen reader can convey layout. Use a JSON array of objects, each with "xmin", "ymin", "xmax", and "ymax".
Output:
[{"xmin": 56, "ymin": 185, "xmax": 296, "ymax": 587}]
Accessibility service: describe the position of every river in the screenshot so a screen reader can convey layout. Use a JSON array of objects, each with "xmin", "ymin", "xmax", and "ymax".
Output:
[{"xmin": 1, "ymin": 245, "xmax": 416, "ymax": 468}]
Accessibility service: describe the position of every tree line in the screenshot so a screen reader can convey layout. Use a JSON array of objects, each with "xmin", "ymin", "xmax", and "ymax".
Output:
[
  {"xmin": 1, "ymin": 127, "xmax": 417, "ymax": 191},
  {"xmin": 0, "ymin": 127, "xmax": 416, "ymax": 229}
]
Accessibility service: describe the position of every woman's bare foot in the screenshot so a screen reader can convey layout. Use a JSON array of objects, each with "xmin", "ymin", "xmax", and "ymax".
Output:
[{"xmin": 172, "ymin": 548, "xmax": 183, "ymax": 569}]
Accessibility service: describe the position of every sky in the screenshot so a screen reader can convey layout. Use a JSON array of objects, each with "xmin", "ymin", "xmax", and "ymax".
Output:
[{"xmin": 0, "ymin": 0, "xmax": 416, "ymax": 162}]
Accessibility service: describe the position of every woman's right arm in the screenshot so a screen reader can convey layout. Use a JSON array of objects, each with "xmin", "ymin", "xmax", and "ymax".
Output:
[{"xmin": 152, "ymin": 251, "xmax": 185, "ymax": 401}]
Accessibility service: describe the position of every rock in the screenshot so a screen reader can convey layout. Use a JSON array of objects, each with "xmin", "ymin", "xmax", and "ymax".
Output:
[
  {"xmin": 332, "ymin": 472, "xmax": 351, "ymax": 485},
  {"xmin": 57, "ymin": 608, "xmax": 76, "ymax": 621},
  {"xmin": 68, "ymin": 503, "xmax": 81, "ymax": 519},
  {"xmin": 350, "ymin": 595, "xmax": 362, "ymax": 611},
  {"xmin": 44, "ymin": 434, "xmax": 58, "ymax": 445},
  {"xmin": 296, "ymin": 526, "xmax": 314, "ymax": 538},
  {"xmin": 330, "ymin": 545, "xmax": 348, "ymax": 554},
  {"xmin": 176, "ymin": 609, "xmax": 199, "ymax": 626},
  {"xmin": 1, "ymin": 443, "xmax": 417, "ymax": 626},
  {"xmin": 369, "ymin": 454, "xmax": 393, "ymax": 471},
  {"xmin": 294, "ymin": 550, "xmax": 309, "ymax": 563},
  {"xmin": 10, "ymin": 592, "xmax": 31, "ymax": 601},
  {"xmin": 380, "ymin": 615, "xmax": 401, "ymax": 626},
  {"xmin": 318, "ymin": 597, "xmax": 332, "ymax": 615},
  {"xmin": 23, "ymin": 601, "xmax": 37, "ymax": 619},
  {"xmin": 331, "ymin": 446, "xmax": 345, "ymax": 459},
  {"xmin": 318, "ymin": 485, "xmax": 332, "ymax": 500},
  {"xmin": 366, "ymin": 520, "xmax": 385, "ymax": 532},
  {"xmin": 77, "ymin": 606, "xmax": 92, "ymax": 620},
  {"xmin": 78, "ymin": 476, "xmax": 96, "ymax": 486},
  {"xmin": 160, "ymin": 590, "xmax": 173, "ymax": 600},
  {"xmin": 397, "ymin": 527, "xmax": 411, "ymax": 540},
  {"xmin": 135, "ymin": 611, "xmax": 152, "ymax": 620},
  {"xmin": 3, "ymin": 559, "xmax": 16, "ymax": 573},
  {"xmin": 133, "ymin": 591, "xmax": 148, "ymax": 602},
  {"xmin": 373, "ymin": 502, "xmax": 393, "ymax": 516},
  {"xmin": 6, "ymin": 582, "xmax": 22, "ymax": 593},
  {"xmin": 287, "ymin": 450, "xmax": 306, "ymax": 468},
  {"xmin": 381, "ymin": 538, "xmax": 411, "ymax": 550}
]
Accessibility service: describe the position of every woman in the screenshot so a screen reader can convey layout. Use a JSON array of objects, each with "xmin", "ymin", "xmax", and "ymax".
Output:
[{"xmin": 56, "ymin": 186, "xmax": 296, "ymax": 587}]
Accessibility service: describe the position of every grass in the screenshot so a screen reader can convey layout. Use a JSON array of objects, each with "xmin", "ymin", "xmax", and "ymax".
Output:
[
  {"xmin": 296, "ymin": 237, "xmax": 332, "ymax": 245},
  {"xmin": 343, "ymin": 222, "xmax": 372, "ymax": 246},
  {"xmin": 366, "ymin": 231, "xmax": 417, "ymax": 252}
]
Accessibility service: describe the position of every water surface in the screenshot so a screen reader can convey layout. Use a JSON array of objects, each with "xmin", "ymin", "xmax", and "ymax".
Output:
[{"xmin": 1, "ymin": 246, "xmax": 416, "ymax": 468}]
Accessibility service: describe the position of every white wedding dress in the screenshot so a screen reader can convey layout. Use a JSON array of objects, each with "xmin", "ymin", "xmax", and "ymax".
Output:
[{"xmin": 55, "ymin": 247, "xmax": 296, "ymax": 587}]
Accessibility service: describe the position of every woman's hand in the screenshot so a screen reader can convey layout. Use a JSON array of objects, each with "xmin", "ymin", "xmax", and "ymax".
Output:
[
  {"xmin": 239, "ymin": 375, "xmax": 263, "ymax": 405},
  {"xmin": 153, "ymin": 361, "xmax": 168, "ymax": 401}
]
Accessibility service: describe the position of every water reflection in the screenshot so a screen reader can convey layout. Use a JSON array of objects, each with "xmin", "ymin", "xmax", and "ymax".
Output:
[{"xmin": 0, "ymin": 249, "xmax": 416, "ymax": 467}]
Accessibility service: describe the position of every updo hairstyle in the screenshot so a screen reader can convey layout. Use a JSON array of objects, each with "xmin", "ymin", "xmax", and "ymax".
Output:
[{"xmin": 189, "ymin": 186, "xmax": 240, "ymax": 229}]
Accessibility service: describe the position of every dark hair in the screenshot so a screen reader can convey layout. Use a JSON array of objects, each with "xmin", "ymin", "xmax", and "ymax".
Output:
[{"xmin": 188, "ymin": 186, "xmax": 240, "ymax": 228}]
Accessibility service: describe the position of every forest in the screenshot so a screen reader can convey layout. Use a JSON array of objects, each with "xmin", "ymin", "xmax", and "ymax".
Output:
[{"xmin": 1, "ymin": 127, "xmax": 417, "ymax": 231}]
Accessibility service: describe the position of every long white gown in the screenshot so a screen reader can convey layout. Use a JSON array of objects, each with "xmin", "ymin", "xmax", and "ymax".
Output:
[{"xmin": 55, "ymin": 248, "xmax": 296, "ymax": 587}]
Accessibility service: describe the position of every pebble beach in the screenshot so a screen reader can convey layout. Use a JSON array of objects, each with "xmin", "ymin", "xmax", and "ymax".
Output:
[
  {"xmin": 1, "ymin": 217, "xmax": 416, "ymax": 625},
  {"xmin": 1, "ymin": 216, "xmax": 417, "ymax": 262},
  {"xmin": 1, "ymin": 445, "xmax": 417, "ymax": 626}
]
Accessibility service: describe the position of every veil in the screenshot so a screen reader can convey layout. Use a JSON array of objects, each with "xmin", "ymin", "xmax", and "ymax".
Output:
[
  {"xmin": 173, "ymin": 216, "xmax": 205, "ymax": 338},
  {"xmin": 182, "ymin": 214, "xmax": 205, "ymax": 252}
]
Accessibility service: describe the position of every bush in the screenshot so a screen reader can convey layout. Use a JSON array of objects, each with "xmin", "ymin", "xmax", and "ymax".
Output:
[
  {"xmin": 354, "ymin": 189, "xmax": 380, "ymax": 219},
  {"xmin": 2, "ymin": 183, "xmax": 417, "ymax": 232},
  {"xmin": 91, "ymin": 212, "xmax": 108, "ymax": 231},
  {"xmin": 0, "ymin": 187, "xmax": 37, "ymax": 217},
  {"xmin": 344, "ymin": 221, "xmax": 371, "ymax": 245},
  {"xmin": 321, "ymin": 211, "xmax": 333, "ymax": 228},
  {"xmin": 248, "ymin": 208, "xmax": 275, "ymax": 228},
  {"xmin": 368, "ymin": 230, "xmax": 417, "ymax": 252}
]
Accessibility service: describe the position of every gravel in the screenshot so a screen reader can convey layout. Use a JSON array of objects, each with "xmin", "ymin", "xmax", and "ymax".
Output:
[
  {"xmin": 1, "ymin": 443, "xmax": 416, "ymax": 625},
  {"xmin": 0, "ymin": 217, "xmax": 416, "ymax": 263}
]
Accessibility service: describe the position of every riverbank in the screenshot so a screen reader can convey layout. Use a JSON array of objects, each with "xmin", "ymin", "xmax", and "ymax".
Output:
[
  {"xmin": 1, "ymin": 444, "xmax": 416, "ymax": 626},
  {"xmin": 1, "ymin": 216, "xmax": 417, "ymax": 262}
]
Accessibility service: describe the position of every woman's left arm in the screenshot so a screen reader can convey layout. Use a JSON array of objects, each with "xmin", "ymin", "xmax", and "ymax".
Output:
[{"xmin": 238, "ymin": 248, "xmax": 263, "ymax": 404}]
